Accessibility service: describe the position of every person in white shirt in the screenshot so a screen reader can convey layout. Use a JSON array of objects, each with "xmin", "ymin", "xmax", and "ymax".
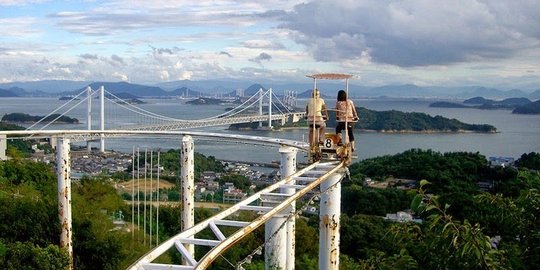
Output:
[{"xmin": 335, "ymin": 89, "xmax": 358, "ymax": 152}]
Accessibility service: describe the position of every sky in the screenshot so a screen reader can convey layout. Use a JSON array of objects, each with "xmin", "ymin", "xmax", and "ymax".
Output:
[{"xmin": 1, "ymin": 0, "xmax": 539, "ymax": 90}]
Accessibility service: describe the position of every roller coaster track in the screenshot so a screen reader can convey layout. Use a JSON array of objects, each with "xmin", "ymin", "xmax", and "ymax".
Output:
[
  {"xmin": 127, "ymin": 160, "xmax": 344, "ymax": 270},
  {"xmin": 0, "ymin": 130, "xmax": 346, "ymax": 270}
]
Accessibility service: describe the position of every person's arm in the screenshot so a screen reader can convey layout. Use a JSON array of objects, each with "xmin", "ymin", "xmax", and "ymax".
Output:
[
  {"xmin": 350, "ymin": 100, "xmax": 359, "ymax": 120},
  {"xmin": 322, "ymin": 103, "xmax": 328, "ymax": 120}
]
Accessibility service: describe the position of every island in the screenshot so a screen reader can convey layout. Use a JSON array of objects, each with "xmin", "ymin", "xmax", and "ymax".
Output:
[
  {"xmin": 186, "ymin": 97, "xmax": 241, "ymax": 105},
  {"xmin": 429, "ymin": 101, "xmax": 470, "ymax": 108},
  {"xmin": 230, "ymin": 106, "xmax": 497, "ymax": 133},
  {"xmin": 430, "ymin": 97, "xmax": 533, "ymax": 110},
  {"xmin": 512, "ymin": 99, "xmax": 540, "ymax": 114},
  {"xmin": 1, "ymin": 113, "xmax": 80, "ymax": 124},
  {"xmin": 104, "ymin": 92, "xmax": 145, "ymax": 105}
]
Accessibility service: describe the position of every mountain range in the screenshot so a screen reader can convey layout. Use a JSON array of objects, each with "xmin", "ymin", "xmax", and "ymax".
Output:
[{"xmin": 1, "ymin": 79, "xmax": 539, "ymax": 99}]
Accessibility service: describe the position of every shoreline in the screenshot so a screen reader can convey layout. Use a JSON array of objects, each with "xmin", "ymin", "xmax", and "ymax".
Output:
[{"xmin": 234, "ymin": 126, "xmax": 498, "ymax": 134}]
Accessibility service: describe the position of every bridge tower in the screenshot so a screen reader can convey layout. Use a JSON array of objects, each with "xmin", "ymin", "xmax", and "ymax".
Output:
[
  {"xmin": 86, "ymin": 87, "xmax": 92, "ymax": 152},
  {"xmin": 99, "ymin": 86, "xmax": 105, "ymax": 152},
  {"xmin": 268, "ymin": 88, "xmax": 273, "ymax": 129},
  {"xmin": 259, "ymin": 89, "xmax": 263, "ymax": 128}
]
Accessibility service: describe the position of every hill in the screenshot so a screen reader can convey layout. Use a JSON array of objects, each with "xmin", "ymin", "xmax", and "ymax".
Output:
[
  {"xmin": 2, "ymin": 113, "xmax": 79, "ymax": 124},
  {"xmin": 512, "ymin": 99, "xmax": 540, "ymax": 114},
  {"xmin": 79, "ymin": 82, "xmax": 169, "ymax": 97},
  {"xmin": 463, "ymin": 96, "xmax": 491, "ymax": 104},
  {"xmin": 429, "ymin": 101, "xmax": 469, "ymax": 108},
  {"xmin": 0, "ymin": 80, "xmax": 91, "ymax": 94},
  {"xmin": 433, "ymin": 97, "xmax": 533, "ymax": 110},
  {"xmin": 3, "ymin": 79, "xmax": 539, "ymax": 99},
  {"xmin": 350, "ymin": 107, "xmax": 496, "ymax": 133},
  {"xmin": 240, "ymin": 107, "xmax": 496, "ymax": 133},
  {"xmin": 0, "ymin": 88, "xmax": 18, "ymax": 97},
  {"xmin": 170, "ymin": 86, "xmax": 204, "ymax": 97}
]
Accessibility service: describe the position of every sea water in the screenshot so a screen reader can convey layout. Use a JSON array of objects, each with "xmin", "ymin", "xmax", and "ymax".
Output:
[{"xmin": 0, "ymin": 97, "xmax": 539, "ymax": 163}]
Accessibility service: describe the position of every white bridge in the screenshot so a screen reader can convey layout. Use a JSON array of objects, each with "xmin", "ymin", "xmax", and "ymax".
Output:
[{"xmin": 21, "ymin": 86, "xmax": 305, "ymax": 150}]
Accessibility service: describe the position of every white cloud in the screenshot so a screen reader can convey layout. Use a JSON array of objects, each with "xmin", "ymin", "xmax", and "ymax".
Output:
[
  {"xmin": 279, "ymin": 0, "xmax": 540, "ymax": 67},
  {"xmin": 0, "ymin": 17, "xmax": 41, "ymax": 37}
]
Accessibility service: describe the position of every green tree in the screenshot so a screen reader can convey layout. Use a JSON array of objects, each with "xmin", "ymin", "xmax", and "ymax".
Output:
[
  {"xmin": 409, "ymin": 180, "xmax": 507, "ymax": 269},
  {"xmin": 515, "ymin": 152, "xmax": 540, "ymax": 170}
]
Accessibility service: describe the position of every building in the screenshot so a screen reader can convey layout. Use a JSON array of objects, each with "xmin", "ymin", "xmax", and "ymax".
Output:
[
  {"xmin": 488, "ymin": 156, "xmax": 515, "ymax": 167},
  {"xmin": 384, "ymin": 211, "xmax": 422, "ymax": 223}
]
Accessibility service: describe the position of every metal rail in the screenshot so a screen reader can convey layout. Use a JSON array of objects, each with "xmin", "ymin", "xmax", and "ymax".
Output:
[
  {"xmin": 127, "ymin": 161, "xmax": 344, "ymax": 270},
  {"xmin": 0, "ymin": 130, "xmax": 309, "ymax": 151}
]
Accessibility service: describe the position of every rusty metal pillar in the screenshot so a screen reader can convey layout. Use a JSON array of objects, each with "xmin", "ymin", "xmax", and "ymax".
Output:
[
  {"xmin": 319, "ymin": 171, "xmax": 344, "ymax": 270},
  {"xmin": 56, "ymin": 137, "xmax": 73, "ymax": 270},
  {"xmin": 280, "ymin": 146, "xmax": 297, "ymax": 270},
  {"xmin": 264, "ymin": 146, "xmax": 296, "ymax": 270},
  {"xmin": 181, "ymin": 135, "xmax": 195, "ymax": 262},
  {"xmin": 264, "ymin": 211, "xmax": 287, "ymax": 270}
]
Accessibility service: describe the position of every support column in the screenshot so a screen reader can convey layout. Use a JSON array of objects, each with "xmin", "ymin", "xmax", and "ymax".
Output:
[
  {"xmin": 264, "ymin": 146, "xmax": 296, "ymax": 270},
  {"xmin": 319, "ymin": 171, "xmax": 344, "ymax": 270},
  {"xmin": 86, "ymin": 87, "xmax": 92, "ymax": 152},
  {"xmin": 280, "ymin": 146, "xmax": 297, "ymax": 270},
  {"xmin": 0, "ymin": 134, "xmax": 6, "ymax": 160},
  {"xmin": 99, "ymin": 86, "xmax": 105, "ymax": 152},
  {"xmin": 56, "ymin": 137, "xmax": 73, "ymax": 270},
  {"xmin": 181, "ymin": 135, "xmax": 195, "ymax": 262},
  {"xmin": 264, "ymin": 212, "xmax": 287, "ymax": 270}
]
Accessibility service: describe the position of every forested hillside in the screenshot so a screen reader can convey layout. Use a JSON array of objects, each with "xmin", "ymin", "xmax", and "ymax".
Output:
[
  {"xmin": 1, "ymin": 149, "xmax": 539, "ymax": 269},
  {"xmin": 274, "ymin": 107, "xmax": 497, "ymax": 133}
]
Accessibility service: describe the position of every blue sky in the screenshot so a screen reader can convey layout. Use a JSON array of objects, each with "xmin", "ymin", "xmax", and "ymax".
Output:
[{"xmin": 1, "ymin": 0, "xmax": 539, "ymax": 90}]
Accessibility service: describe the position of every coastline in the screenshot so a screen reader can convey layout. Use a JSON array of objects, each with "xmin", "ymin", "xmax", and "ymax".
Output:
[{"xmin": 239, "ymin": 126, "xmax": 498, "ymax": 134}]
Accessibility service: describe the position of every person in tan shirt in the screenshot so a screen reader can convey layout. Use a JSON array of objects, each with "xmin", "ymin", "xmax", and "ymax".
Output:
[{"xmin": 305, "ymin": 88, "xmax": 328, "ymax": 147}]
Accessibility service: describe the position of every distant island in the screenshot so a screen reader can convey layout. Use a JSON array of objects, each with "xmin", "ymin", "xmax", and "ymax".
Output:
[
  {"xmin": 59, "ymin": 96, "xmax": 81, "ymax": 101},
  {"xmin": 187, "ymin": 97, "xmax": 223, "ymax": 105},
  {"xmin": 1, "ymin": 113, "xmax": 80, "ymax": 124},
  {"xmin": 186, "ymin": 97, "xmax": 241, "ymax": 105},
  {"xmin": 430, "ymin": 96, "xmax": 539, "ymax": 114},
  {"xmin": 429, "ymin": 101, "xmax": 470, "ymax": 108},
  {"xmin": 230, "ymin": 107, "xmax": 497, "ymax": 133},
  {"xmin": 512, "ymin": 99, "xmax": 540, "ymax": 114}
]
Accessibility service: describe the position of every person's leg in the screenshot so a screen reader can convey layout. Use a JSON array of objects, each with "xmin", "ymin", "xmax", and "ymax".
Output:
[
  {"xmin": 348, "ymin": 124, "xmax": 355, "ymax": 151},
  {"xmin": 335, "ymin": 122, "xmax": 344, "ymax": 145},
  {"xmin": 309, "ymin": 125, "xmax": 315, "ymax": 147},
  {"xmin": 319, "ymin": 124, "xmax": 325, "ymax": 144}
]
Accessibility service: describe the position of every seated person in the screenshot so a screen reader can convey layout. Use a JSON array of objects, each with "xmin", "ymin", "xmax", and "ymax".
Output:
[{"xmin": 305, "ymin": 88, "xmax": 328, "ymax": 147}]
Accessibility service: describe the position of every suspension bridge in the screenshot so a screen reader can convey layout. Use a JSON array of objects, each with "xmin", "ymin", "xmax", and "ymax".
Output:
[
  {"xmin": 0, "ymin": 74, "xmax": 353, "ymax": 270},
  {"xmin": 21, "ymin": 86, "xmax": 305, "ymax": 150}
]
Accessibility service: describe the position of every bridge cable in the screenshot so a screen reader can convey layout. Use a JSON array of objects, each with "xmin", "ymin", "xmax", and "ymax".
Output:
[{"xmin": 26, "ymin": 89, "xmax": 91, "ymax": 131}]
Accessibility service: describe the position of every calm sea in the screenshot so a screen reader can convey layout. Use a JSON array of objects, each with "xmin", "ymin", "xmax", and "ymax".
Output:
[{"xmin": 1, "ymin": 97, "xmax": 539, "ymax": 163}]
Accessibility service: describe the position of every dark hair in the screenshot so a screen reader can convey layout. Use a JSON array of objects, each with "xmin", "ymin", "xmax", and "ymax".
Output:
[{"xmin": 337, "ymin": 90, "xmax": 347, "ymax": 101}]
